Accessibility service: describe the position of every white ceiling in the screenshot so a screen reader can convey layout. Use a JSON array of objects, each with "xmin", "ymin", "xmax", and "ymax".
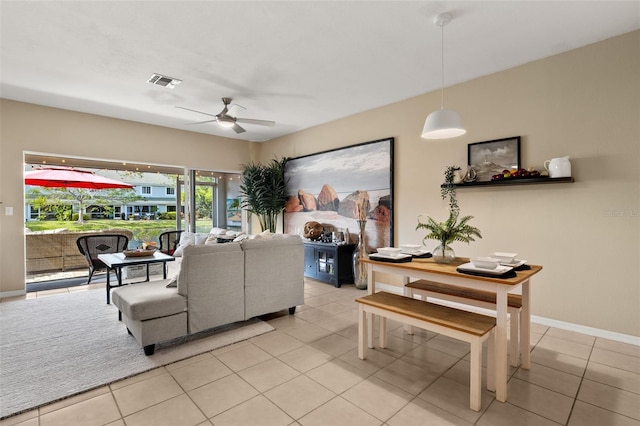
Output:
[{"xmin": 1, "ymin": 1, "xmax": 639, "ymax": 142}]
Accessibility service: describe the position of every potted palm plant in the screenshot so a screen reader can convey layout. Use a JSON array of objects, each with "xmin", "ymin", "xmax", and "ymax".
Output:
[
  {"xmin": 416, "ymin": 166, "xmax": 482, "ymax": 263},
  {"xmin": 239, "ymin": 157, "xmax": 288, "ymax": 233}
]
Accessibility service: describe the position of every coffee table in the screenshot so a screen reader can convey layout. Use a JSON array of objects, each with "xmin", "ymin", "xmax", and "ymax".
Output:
[{"xmin": 98, "ymin": 251, "xmax": 175, "ymax": 304}]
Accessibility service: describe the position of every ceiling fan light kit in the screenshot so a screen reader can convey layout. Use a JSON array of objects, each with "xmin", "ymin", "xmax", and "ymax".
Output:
[
  {"xmin": 217, "ymin": 116, "xmax": 236, "ymax": 128},
  {"xmin": 422, "ymin": 12, "xmax": 466, "ymax": 140},
  {"xmin": 177, "ymin": 97, "xmax": 275, "ymax": 134}
]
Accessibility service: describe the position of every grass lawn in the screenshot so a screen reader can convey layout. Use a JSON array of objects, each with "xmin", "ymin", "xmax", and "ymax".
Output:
[{"xmin": 25, "ymin": 219, "xmax": 216, "ymax": 243}]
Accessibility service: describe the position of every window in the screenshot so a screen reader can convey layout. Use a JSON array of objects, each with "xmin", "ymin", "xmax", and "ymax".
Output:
[
  {"xmin": 141, "ymin": 186, "xmax": 151, "ymax": 195},
  {"xmin": 166, "ymin": 187, "xmax": 175, "ymax": 195}
]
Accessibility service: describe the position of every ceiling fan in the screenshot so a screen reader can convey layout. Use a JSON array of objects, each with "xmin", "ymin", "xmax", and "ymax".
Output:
[{"xmin": 176, "ymin": 97, "xmax": 276, "ymax": 134}]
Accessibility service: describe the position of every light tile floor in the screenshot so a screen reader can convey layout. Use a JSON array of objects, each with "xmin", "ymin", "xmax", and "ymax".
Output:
[{"xmin": 2, "ymin": 278, "xmax": 640, "ymax": 426}]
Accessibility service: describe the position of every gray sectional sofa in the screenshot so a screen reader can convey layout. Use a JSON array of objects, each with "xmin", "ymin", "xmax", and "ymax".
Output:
[{"xmin": 111, "ymin": 236, "xmax": 304, "ymax": 355}]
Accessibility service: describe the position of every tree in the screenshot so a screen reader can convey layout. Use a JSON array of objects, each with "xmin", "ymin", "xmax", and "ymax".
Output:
[
  {"xmin": 27, "ymin": 187, "xmax": 141, "ymax": 223},
  {"xmin": 194, "ymin": 186, "xmax": 213, "ymax": 219}
]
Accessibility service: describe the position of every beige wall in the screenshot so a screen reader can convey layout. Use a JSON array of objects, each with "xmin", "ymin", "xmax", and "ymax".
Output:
[
  {"xmin": 0, "ymin": 100, "xmax": 252, "ymax": 294},
  {"xmin": 1, "ymin": 31, "xmax": 638, "ymax": 337},
  {"xmin": 259, "ymin": 31, "xmax": 640, "ymax": 337}
]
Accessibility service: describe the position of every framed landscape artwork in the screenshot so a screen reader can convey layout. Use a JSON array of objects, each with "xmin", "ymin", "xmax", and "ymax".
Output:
[
  {"xmin": 284, "ymin": 137, "xmax": 394, "ymax": 250},
  {"xmin": 468, "ymin": 136, "xmax": 521, "ymax": 182}
]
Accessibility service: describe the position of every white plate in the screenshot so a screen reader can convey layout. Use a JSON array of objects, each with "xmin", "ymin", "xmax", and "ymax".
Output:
[
  {"xmin": 471, "ymin": 257, "xmax": 500, "ymax": 269},
  {"xmin": 490, "ymin": 252, "xmax": 518, "ymax": 262},
  {"xmin": 400, "ymin": 244, "xmax": 423, "ymax": 252},
  {"xmin": 458, "ymin": 262, "xmax": 514, "ymax": 275},
  {"xmin": 376, "ymin": 247, "xmax": 403, "ymax": 257},
  {"xmin": 401, "ymin": 249, "xmax": 431, "ymax": 256},
  {"xmin": 499, "ymin": 259, "xmax": 527, "ymax": 267},
  {"xmin": 369, "ymin": 253, "xmax": 413, "ymax": 260}
]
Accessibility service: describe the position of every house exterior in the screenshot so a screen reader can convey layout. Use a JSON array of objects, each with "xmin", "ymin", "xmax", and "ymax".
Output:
[{"xmin": 24, "ymin": 169, "xmax": 180, "ymax": 220}]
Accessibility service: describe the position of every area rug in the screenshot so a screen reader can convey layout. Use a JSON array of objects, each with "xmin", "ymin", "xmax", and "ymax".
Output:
[{"xmin": 0, "ymin": 289, "xmax": 274, "ymax": 419}]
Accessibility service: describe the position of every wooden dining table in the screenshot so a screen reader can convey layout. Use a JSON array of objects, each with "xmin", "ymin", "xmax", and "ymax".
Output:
[{"xmin": 361, "ymin": 256, "xmax": 542, "ymax": 403}]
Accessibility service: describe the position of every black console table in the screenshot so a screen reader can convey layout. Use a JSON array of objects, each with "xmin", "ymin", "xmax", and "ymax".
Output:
[{"xmin": 303, "ymin": 242, "xmax": 356, "ymax": 288}]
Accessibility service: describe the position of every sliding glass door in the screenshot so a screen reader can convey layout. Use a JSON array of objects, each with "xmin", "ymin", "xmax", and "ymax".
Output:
[{"xmin": 187, "ymin": 170, "xmax": 243, "ymax": 233}]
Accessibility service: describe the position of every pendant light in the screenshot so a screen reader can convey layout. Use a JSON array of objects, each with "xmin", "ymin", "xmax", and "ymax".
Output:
[{"xmin": 421, "ymin": 13, "xmax": 466, "ymax": 140}]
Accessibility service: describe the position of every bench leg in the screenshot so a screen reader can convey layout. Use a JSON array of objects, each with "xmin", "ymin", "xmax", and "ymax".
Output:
[
  {"xmin": 521, "ymin": 282, "xmax": 531, "ymax": 369},
  {"xmin": 403, "ymin": 284, "xmax": 414, "ymax": 335},
  {"xmin": 367, "ymin": 312, "xmax": 375, "ymax": 349},
  {"xmin": 509, "ymin": 310, "xmax": 520, "ymax": 367},
  {"xmin": 487, "ymin": 330, "xmax": 496, "ymax": 392},
  {"xmin": 379, "ymin": 316, "xmax": 387, "ymax": 348},
  {"xmin": 470, "ymin": 339, "xmax": 482, "ymax": 411},
  {"xmin": 358, "ymin": 304, "xmax": 367, "ymax": 360}
]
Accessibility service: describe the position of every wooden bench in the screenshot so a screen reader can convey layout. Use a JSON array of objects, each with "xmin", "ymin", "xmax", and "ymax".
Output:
[
  {"xmin": 406, "ymin": 279, "xmax": 523, "ymax": 367},
  {"xmin": 356, "ymin": 291, "xmax": 495, "ymax": 411}
]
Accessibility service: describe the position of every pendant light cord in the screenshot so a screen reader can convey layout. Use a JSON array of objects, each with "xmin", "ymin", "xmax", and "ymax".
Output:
[{"xmin": 440, "ymin": 20, "xmax": 445, "ymax": 110}]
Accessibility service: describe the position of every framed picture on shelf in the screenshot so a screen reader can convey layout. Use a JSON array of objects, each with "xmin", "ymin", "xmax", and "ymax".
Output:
[
  {"xmin": 468, "ymin": 136, "xmax": 521, "ymax": 182},
  {"xmin": 283, "ymin": 137, "xmax": 394, "ymax": 250}
]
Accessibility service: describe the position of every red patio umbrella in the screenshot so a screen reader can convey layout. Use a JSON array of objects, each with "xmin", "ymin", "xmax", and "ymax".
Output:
[{"xmin": 24, "ymin": 168, "xmax": 134, "ymax": 189}]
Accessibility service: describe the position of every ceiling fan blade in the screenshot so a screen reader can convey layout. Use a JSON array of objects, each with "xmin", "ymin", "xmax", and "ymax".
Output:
[
  {"xmin": 227, "ymin": 103, "xmax": 246, "ymax": 117},
  {"xmin": 232, "ymin": 123, "xmax": 246, "ymax": 134},
  {"xmin": 176, "ymin": 106, "xmax": 217, "ymax": 118},
  {"xmin": 186, "ymin": 119, "xmax": 218, "ymax": 125},
  {"xmin": 236, "ymin": 118, "xmax": 276, "ymax": 127}
]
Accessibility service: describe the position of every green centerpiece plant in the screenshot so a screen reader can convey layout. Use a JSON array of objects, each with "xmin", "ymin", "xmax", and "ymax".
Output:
[{"xmin": 416, "ymin": 166, "xmax": 482, "ymax": 263}]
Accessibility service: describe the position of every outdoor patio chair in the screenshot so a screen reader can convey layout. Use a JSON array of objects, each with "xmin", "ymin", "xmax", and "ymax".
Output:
[
  {"xmin": 158, "ymin": 230, "xmax": 184, "ymax": 256},
  {"xmin": 76, "ymin": 234, "xmax": 129, "ymax": 284}
]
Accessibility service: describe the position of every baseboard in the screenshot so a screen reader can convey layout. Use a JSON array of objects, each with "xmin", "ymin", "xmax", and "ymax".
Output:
[
  {"xmin": 376, "ymin": 282, "xmax": 639, "ymax": 347},
  {"xmin": 0, "ymin": 289, "xmax": 27, "ymax": 300},
  {"xmin": 531, "ymin": 315, "xmax": 640, "ymax": 346}
]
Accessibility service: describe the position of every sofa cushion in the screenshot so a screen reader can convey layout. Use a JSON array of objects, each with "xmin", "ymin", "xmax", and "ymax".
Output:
[
  {"xmin": 241, "ymin": 235, "xmax": 304, "ymax": 319},
  {"xmin": 112, "ymin": 281, "xmax": 187, "ymax": 321},
  {"xmin": 177, "ymin": 243, "xmax": 243, "ymax": 297}
]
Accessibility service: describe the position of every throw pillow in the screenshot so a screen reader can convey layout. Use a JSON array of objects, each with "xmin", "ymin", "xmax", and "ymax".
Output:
[
  {"xmin": 233, "ymin": 233, "xmax": 248, "ymax": 242},
  {"xmin": 195, "ymin": 233, "xmax": 209, "ymax": 245},
  {"xmin": 204, "ymin": 234, "xmax": 219, "ymax": 245},
  {"xmin": 254, "ymin": 230, "xmax": 273, "ymax": 240},
  {"xmin": 173, "ymin": 231, "xmax": 195, "ymax": 257},
  {"xmin": 166, "ymin": 275, "xmax": 178, "ymax": 288},
  {"xmin": 209, "ymin": 227, "xmax": 227, "ymax": 236}
]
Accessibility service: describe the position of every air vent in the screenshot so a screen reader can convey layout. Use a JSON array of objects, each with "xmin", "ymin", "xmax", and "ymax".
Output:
[{"xmin": 147, "ymin": 73, "xmax": 182, "ymax": 89}]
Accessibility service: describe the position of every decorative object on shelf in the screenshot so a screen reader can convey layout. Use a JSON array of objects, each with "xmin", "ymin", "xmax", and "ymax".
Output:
[
  {"xmin": 239, "ymin": 157, "xmax": 289, "ymax": 233},
  {"xmin": 468, "ymin": 136, "xmax": 521, "ymax": 182},
  {"xmin": 353, "ymin": 198, "xmax": 370, "ymax": 289},
  {"xmin": 544, "ymin": 156, "xmax": 572, "ymax": 178},
  {"xmin": 463, "ymin": 167, "xmax": 477, "ymax": 182},
  {"xmin": 303, "ymin": 221, "xmax": 323, "ymax": 240},
  {"xmin": 453, "ymin": 167, "xmax": 477, "ymax": 183},
  {"xmin": 422, "ymin": 13, "xmax": 466, "ymax": 140},
  {"xmin": 417, "ymin": 165, "xmax": 482, "ymax": 263},
  {"xmin": 491, "ymin": 167, "xmax": 541, "ymax": 181}
]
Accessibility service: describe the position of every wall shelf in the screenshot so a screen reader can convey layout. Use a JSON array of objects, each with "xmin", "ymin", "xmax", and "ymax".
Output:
[{"xmin": 446, "ymin": 176, "xmax": 574, "ymax": 188}]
